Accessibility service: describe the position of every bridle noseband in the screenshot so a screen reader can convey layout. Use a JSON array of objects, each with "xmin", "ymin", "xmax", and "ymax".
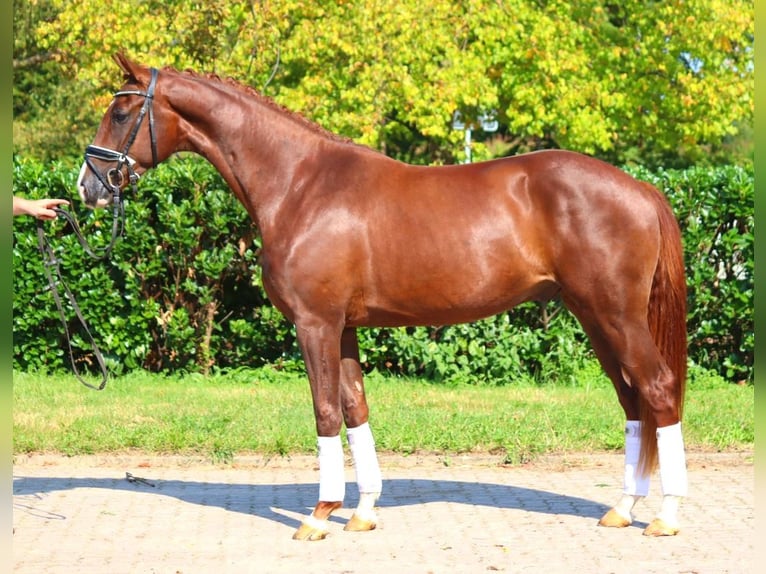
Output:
[{"xmin": 84, "ymin": 67, "xmax": 160, "ymax": 200}]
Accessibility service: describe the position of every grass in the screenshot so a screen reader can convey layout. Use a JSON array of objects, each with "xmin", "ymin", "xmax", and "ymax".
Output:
[{"xmin": 12, "ymin": 365, "xmax": 753, "ymax": 464}]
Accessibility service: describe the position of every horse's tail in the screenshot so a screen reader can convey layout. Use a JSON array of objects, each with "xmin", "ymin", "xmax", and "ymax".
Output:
[{"xmin": 639, "ymin": 183, "xmax": 688, "ymax": 475}]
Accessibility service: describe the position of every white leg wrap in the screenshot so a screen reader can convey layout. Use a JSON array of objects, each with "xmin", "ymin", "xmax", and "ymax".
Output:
[
  {"xmin": 657, "ymin": 422, "xmax": 688, "ymax": 497},
  {"xmin": 623, "ymin": 420, "xmax": 650, "ymax": 497},
  {"xmin": 347, "ymin": 422, "xmax": 383, "ymax": 495},
  {"xmin": 317, "ymin": 435, "xmax": 345, "ymax": 502}
]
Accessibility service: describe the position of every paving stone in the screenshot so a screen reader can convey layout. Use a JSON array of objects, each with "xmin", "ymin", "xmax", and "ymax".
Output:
[{"xmin": 12, "ymin": 452, "xmax": 753, "ymax": 573}]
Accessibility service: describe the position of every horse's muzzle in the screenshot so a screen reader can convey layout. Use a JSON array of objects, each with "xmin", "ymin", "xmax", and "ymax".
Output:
[{"xmin": 77, "ymin": 162, "xmax": 113, "ymax": 209}]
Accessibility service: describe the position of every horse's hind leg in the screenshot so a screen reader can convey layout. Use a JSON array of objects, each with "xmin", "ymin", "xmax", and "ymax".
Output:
[
  {"xmin": 581, "ymin": 327, "xmax": 650, "ymax": 529},
  {"xmin": 613, "ymin": 325, "xmax": 687, "ymax": 536},
  {"xmin": 566, "ymin": 302, "xmax": 687, "ymax": 536},
  {"xmin": 340, "ymin": 327, "xmax": 382, "ymax": 532}
]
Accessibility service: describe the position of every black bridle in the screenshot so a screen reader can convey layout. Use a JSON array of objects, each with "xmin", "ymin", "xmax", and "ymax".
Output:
[
  {"xmin": 35, "ymin": 68, "xmax": 160, "ymax": 390},
  {"xmin": 84, "ymin": 67, "xmax": 160, "ymax": 200}
]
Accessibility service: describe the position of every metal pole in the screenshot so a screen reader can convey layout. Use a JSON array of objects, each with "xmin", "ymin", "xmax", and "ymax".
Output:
[{"xmin": 464, "ymin": 127, "xmax": 472, "ymax": 164}]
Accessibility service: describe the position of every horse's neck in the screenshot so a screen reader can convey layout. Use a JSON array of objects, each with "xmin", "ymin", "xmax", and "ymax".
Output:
[{"xmin": 172, "ymin": 77, "xmax": 327, "ymax": 230}]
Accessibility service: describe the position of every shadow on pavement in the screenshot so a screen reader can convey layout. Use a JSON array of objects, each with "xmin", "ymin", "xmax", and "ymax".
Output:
[{"xmin": 13, "ymin": 474, "xmax": 612, "ymax": 530}]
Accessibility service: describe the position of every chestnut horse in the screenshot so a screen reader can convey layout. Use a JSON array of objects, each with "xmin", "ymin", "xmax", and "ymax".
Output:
[{"xmin": 78, "ymin": 54, "xmax": 688, "ymax": 540}]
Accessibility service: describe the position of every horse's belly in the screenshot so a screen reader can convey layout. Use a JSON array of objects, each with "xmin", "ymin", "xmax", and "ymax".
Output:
[{"xmin": 351, "ymin": 264, "xmax": 557, "ymax": 327}]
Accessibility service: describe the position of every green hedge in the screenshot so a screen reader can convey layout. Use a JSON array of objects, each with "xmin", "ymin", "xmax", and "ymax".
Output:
[
  {"xmin": 12, "ymin": 156, "xmax": 753, "ymax": 384},
  {"xmin": 13, "ymin": 157, "xmax": 291, "ymax": 376}
]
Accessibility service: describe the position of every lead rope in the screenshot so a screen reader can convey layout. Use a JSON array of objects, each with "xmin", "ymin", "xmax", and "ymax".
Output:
[
  {"xmin": 35, "ymin": 200, "xmax": 125, "ymax": 390},
  {"xmin": 54, "ymin": 192, "xmax": 125, "ymax": 260}
]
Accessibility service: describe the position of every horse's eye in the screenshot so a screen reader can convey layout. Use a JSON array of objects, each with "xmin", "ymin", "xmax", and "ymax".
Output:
[{"xmin": 112, "ymin": 109, "xmax": 130, "ymax": 124}]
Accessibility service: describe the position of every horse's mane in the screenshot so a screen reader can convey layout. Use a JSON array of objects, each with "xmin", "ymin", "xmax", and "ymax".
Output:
[{"xmin": 167, "ymin": 66, "xmax": 353, "ymax": 145}]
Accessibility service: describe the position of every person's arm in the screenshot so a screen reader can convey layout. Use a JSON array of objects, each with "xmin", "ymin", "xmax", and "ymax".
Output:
[{"xmin": 13, "ymin": 196, "xmax": 69, "ymax": 220}]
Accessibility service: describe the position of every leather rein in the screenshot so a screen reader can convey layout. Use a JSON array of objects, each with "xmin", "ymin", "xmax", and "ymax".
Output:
[{"xmin": 36, "ymin": 68, "xmax": 159, "ymax": 390}]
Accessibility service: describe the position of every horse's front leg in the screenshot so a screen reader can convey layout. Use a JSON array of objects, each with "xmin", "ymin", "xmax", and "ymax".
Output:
[
  {"xmin": 292, "ymin": 319, "xmax": 346, "ymax": 541},
  {"xmin": 339, "ymin": 327, "xmax": 382, "ymax": 532}
]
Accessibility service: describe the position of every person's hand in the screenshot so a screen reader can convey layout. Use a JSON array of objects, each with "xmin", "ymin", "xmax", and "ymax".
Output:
[{"xmin": 13, "ymin": 197, "xmax": 69, "ymax": 220}]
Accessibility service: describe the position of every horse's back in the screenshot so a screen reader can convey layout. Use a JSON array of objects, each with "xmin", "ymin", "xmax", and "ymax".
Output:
[
  {"xmin": 367, "ymin": 148, "xmax": 663, "ymax": 276},
  {"xmin": 273, "ymin": 146, "xmax": 665, "ymax": 328},
  {"xmin": 343, "ymin": 150, "xmax": 655, "ymax": 323}
]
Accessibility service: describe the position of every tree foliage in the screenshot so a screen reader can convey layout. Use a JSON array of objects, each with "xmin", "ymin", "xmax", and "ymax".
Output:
[{"xmin": 13, "ymin": 0, "xmax": 753, "ymax": 167}]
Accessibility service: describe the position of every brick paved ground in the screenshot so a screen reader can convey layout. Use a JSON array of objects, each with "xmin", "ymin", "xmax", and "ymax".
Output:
[{"xmin": 12, "ymin": 451, "xmax": 753, "ymax": 574}]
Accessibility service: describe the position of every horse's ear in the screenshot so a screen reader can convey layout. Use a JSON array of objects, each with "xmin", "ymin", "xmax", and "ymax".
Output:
[{"xmin": 113, "ymin": 52, "xmax": 145, "ymax": 84}]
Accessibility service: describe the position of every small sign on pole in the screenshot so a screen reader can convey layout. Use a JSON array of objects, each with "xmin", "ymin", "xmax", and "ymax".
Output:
[{"xmin": 451, "ymin": 110, "xmax": 499, "ymax": 163}]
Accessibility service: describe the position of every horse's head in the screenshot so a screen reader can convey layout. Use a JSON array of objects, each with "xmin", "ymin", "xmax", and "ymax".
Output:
[{"xmin": 78, "ymin": 54, "xmax": 169, "ymax": 209}]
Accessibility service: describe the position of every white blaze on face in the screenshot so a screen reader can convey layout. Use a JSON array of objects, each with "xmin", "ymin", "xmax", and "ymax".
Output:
[
  {"xmin": 76, "ymin": 161, "xmax": 109, "ymax": 208},
  {"xmin": 76, "ymin": 161, "xmax": 88, "ymax": 203}
]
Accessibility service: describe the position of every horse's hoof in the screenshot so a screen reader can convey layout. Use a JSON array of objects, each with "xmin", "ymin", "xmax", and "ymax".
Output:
[
  {"xmin": 643, "ymin": 518, "xmax": 680, "ymax": 537},
  {"xmin": 292, "ymin": 521, "xmax": 330, "ymax": 541},
  {"xmin": 344, "ymin": 513, "xmax": 377, "ymax": 532},
  {"xmin": 598, "ymin": 508, "xmax": 632, "ymax": 528}
]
